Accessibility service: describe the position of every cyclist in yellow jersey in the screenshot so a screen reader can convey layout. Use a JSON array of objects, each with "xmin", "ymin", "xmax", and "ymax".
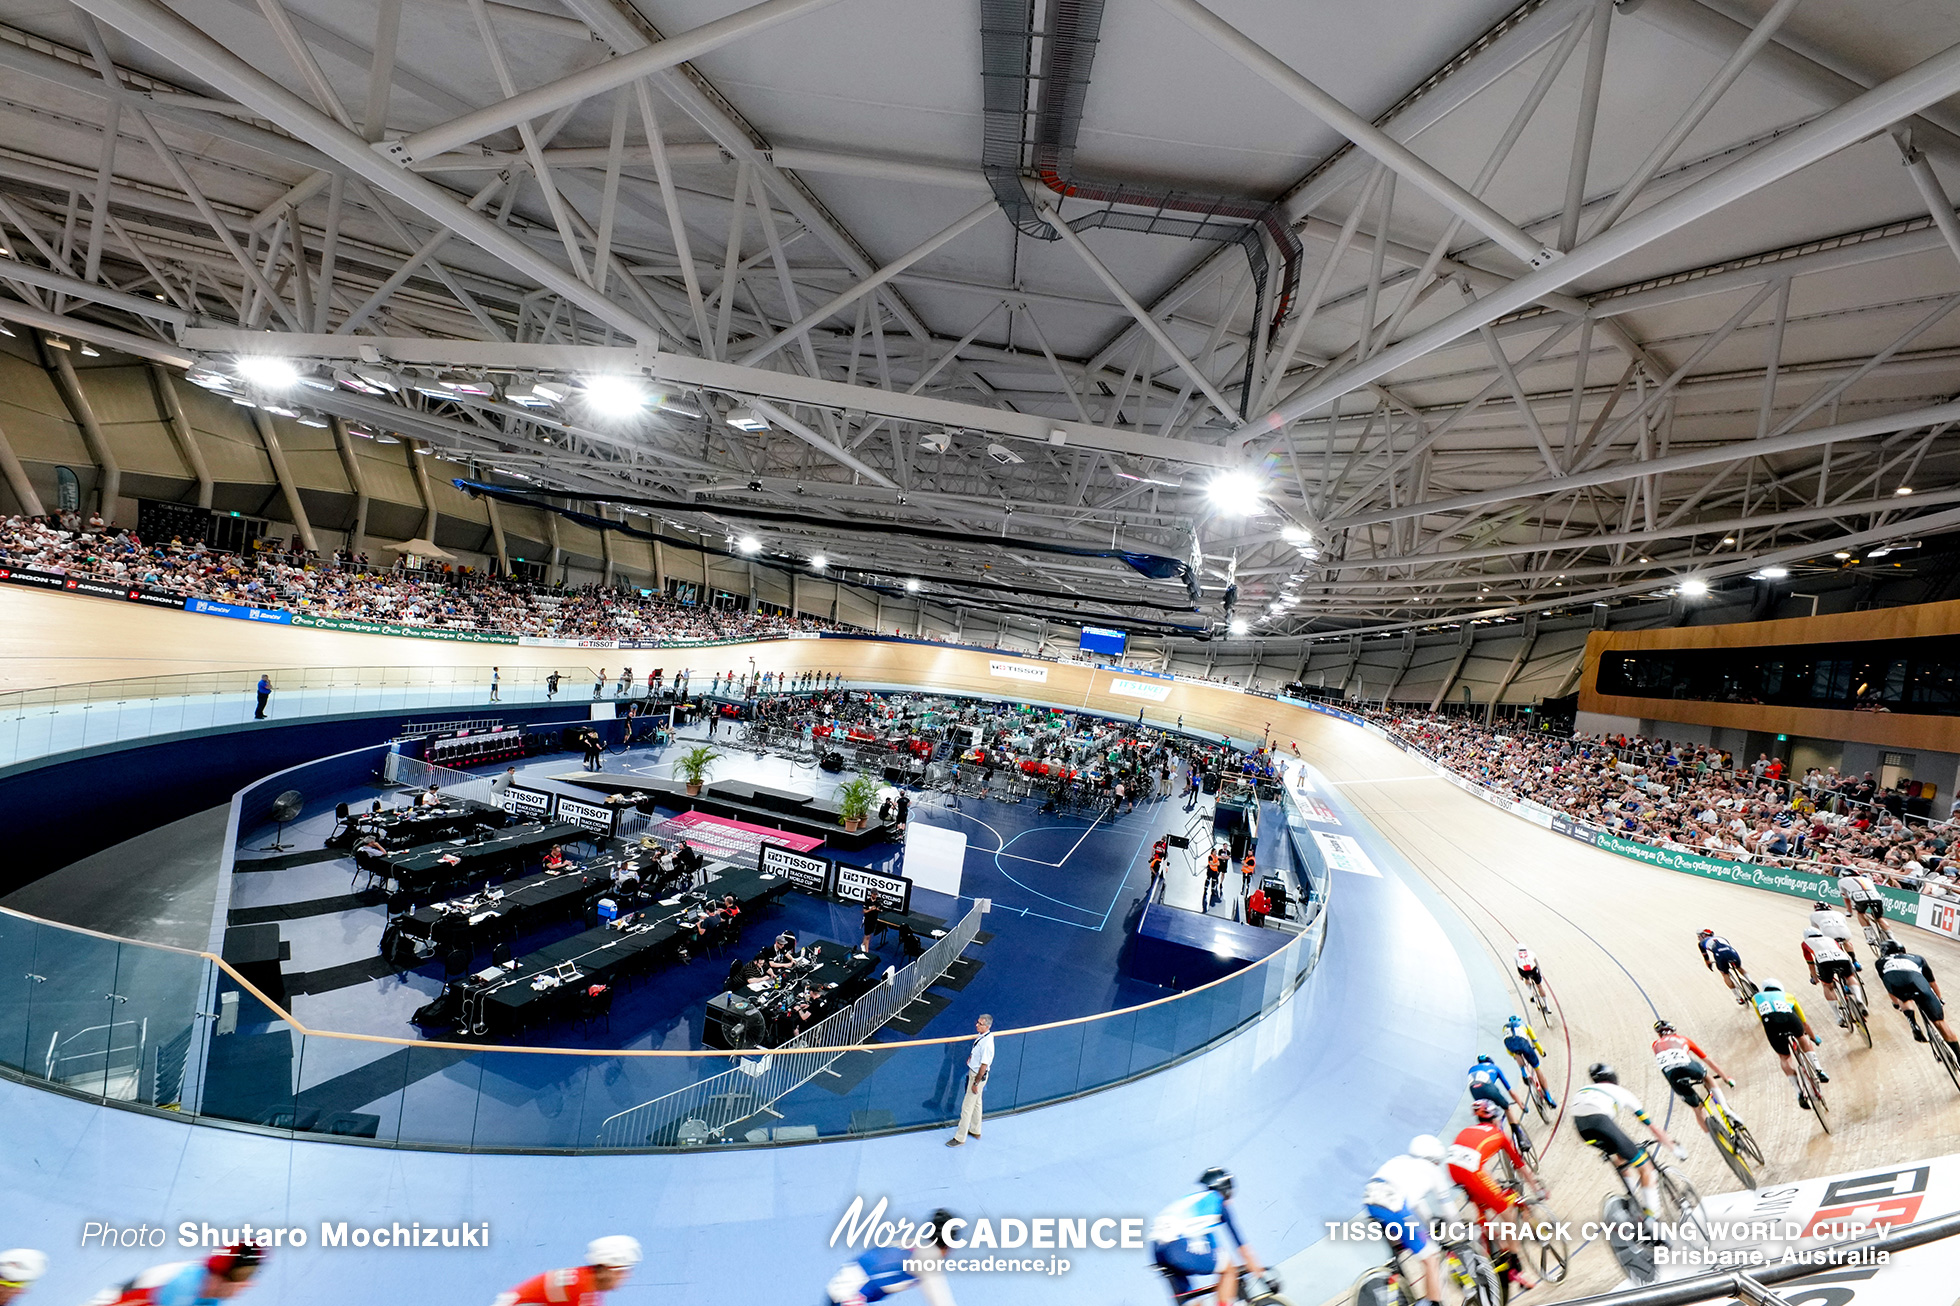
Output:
[{"xmin": 1749, "ymin": 980, "xmax": 1829, "ymax": 1110}]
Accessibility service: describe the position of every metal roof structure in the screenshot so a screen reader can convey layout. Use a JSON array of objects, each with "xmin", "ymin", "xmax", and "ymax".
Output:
[{"xmin": 2, "ymin": 0, "xmax": 1959, "ymax": 646}]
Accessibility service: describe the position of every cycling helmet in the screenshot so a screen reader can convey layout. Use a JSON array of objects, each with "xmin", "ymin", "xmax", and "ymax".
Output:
[
  {"xmin": 0, "ymin": 1250, "xmax": 47, "ymax": 1286},
  {"xmin": 1881, "ymin": 939, "xmax": 1907, "ymax": 957},
  {"xmin": 1588, "ymin": 1063, "xmax": 1618, "ymax": 1084},
  {"xmin": 205, "ymin": 1243, "xmax": 264, "ymax": 1278},
  {"xmin": 1410, "ymin": 1135, "xmax": 1446, "ymax": 1165},
  {"xmin": 585, "ymin": 1236, "xmax": 643, "ymax": 1269},
  {"xmin": 923, "ymin": 1212, "xmax": 958, "ymax": 1249},
  {"xmin": 1653, "ymin": 1019, "xmax": 1675, "ymax": 1035},
  {"xmin": 1803, "ymin": 925, "xmax": 1823, "ymax": 938},
  {"xmin": 1505, "ymin": 1015, "xmax": 1524, "ymax": 1031},
  {"xmin": 1198, "ymin": 1166, "xmax": 1234, "ymax": 1198},
  {"xmin": 1476, "ymin": 1054, "xmax": 1495, "ymax": 1065},
  {"xmin": 1760, "ymin": 978, "xmax": 1785, "ymax": 992},
  {"xmin": 1813, "ymin": 899, "xmax": 1833, "ymax": 912},
  {"xmin": 1471, "ymin": 1098, "xmax": 1504, "ymax": 1122},
  {"xmin": 1697, "ymin": 928, "xmax": 1714, "ymax": 938},
  {"xmin": 1514, "ymin": 945, "xmax": 1532, "ymax": 959}
]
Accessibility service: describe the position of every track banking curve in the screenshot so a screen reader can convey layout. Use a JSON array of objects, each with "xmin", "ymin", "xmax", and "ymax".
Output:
[{"xmin": 3, "ymin": 584, "xmax": 1959, "ymax": 1303}]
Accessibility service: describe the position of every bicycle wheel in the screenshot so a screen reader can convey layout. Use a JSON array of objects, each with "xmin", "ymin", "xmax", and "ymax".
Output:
[
  {"xmin": 1532, "ymin": 1084, "xmax": 1554, "ymax": 1125},
  {"xmin": 1445, "ymin": 1244, "xmax": 1502, "ymax": 1306},
  {"xmin": 1796, "ymin": 1057, "xmax": 1832, "ymax": 1133},
  {"xmin": 1848, "ymin": 990, "xmax": 1873, "ymax": 1049},
  {"xmin": 1600, "ymin": 1194, "xmax": 1657, "ymax": 1286},
  {"xmin": 1658, "ymin": 1165, "xmax": 1706, "ymax": 1234},
  {"xmin": 1704, "ymin": 1112, "xmax": 1756, "ymax": 1189},
  {"xmin": 1349, "ymin": 1268, "xmax": 1411, "ymax": 1306},
  {"xmin": 1730, "ymin": 1113, "xmax": 1766, "ymax": 1166},
  {"xmin": 1932, "ymin": 1027, "xmax": 1960, "ymax": 1092},
  {"xmin": 1535, "ymin": 1233, "xmax": 1570, "ymax": 1286},
  {"xmin": 1533, "ymin": 984, "xmax": 1553, "ymax": 1027}
]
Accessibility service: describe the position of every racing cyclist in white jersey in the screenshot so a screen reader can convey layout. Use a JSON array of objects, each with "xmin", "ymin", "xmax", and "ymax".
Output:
[
  {"xmin": 1838, "ymin": 869, "xmax": 1889, "ymax": 939},
  {"xmin": 1807, "ymin": 900, "xmax": 1858, "ymax": 963},
  {"xmin": 1363, "ymin": 1138, "xmax": 1461, "ymax": 1306},
  {"xmin": 1801, "ymin": 927, "xmax": 1857, "ymax": 1024},
  {"xmin": 1568, "ymin": 1064, "xmax": 1685, "ymax": 1219}
]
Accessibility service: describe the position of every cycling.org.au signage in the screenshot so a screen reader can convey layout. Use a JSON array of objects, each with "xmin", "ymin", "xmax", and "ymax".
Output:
[
  {"xmin": 988, "ymin": 659, "xmax": 1047, "ymax": 683},
  {"xmin": 1589, "ymin": 829, "xmax": 1919, "ymax": 916},
  {"xmin": 555, "ymin": 796, "xmax": 619, "ymax": 836},
  {"xmin": 833, "ymin": 862, "xmax": 912, "ymax": 913},
  {"xmin": 292, "ymin": 613, "xmax": 517, "ymax": 643},
  {"xmin": 500, "ymin": 785, "xmax": 556, "ymax": 819},
  {"xmin": 761, "ymin": 842, "xmax": 831, "ymax": 896}
]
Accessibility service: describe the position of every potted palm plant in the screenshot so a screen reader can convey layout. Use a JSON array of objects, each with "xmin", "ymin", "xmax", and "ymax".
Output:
[
  {"xmin": 678, "ymin": 745, "xmax": 720, "ymax": 797},
  {"xmin": 835, "ymin": 775, "xmax": 878, "ymax": 832}
]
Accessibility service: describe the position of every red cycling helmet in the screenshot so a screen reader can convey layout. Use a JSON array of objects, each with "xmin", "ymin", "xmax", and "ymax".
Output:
[
  {"xmin": 1471, "ymin": 1098, "xmax": 1504, "ymax": 1122},
  {"xmin": 206, "ymin": 1243, "xmax": 265, "ymax": 1278}
]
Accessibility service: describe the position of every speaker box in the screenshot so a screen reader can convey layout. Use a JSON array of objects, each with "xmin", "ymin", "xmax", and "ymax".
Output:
[{"xmin": 819, "ymin": 752, "xmax": 845, "ymax": 772}]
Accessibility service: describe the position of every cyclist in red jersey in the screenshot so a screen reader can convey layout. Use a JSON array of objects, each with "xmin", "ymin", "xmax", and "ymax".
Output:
[
  {"xmin": 1445, "ymin": 1099, "xmax": 1545, "ymax": 1291},
  {"xmin": 87, "ymin": 1243, "xmax": 263, "ymax": 1305},
  {"xmin": 492, "ymin": 1237, "xmax": 641, "ymax": 1306},
  {"xmin": 1650, "ymin": 1018, "xmax": 1735, "ymax": 1133}
]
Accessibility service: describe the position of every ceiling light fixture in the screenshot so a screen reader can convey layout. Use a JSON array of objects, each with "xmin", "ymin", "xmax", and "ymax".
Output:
[
  {"xmin": 79, "ymin": 343, "xmax": 100, "ymax": 358},
  {"xmin": 905, "ymin": 579, "xmax": 921, "ymax": 593},
  {"xmin": 724, "ymin": 404, "xmax": 769, "ymax": 433},
  {"xmin": 1678, "ymin": 578, "xmax": 1710, "ymax": 598},
  {"xmin": 809, "ymin": 554, "xmax": 828, "ymax": 571},
  {"xmin": 1896, "ymin": 486, "xmax": 1914, "ymax": 496},
  {"xmin": 234, "ymin": 355, "xmax": 300, "ymax": 389},
  {"xmin": 735, "ymin": 536, "xmax": 761, "ymax": 556},
  {"xmin": 1207, "ymin": 469, "xmax": 1263, "ymax": 515},
  {"xmin": 1227, "ymin": 618, "xmax": 1249, "ymax": 637},
  {"xmin": 1754, "ymin": 566, "xmax": 1789, "ymax": 579},
  {"xmin": 1721, "ymin": 536, "xmax": 1737, "ymax": 545},
  {"xmin": 1834, "ymin": 551, "xmax": 1853, "ymax": 560},
  {"xmin": 583, "ymin": 375, "xmax": 647, "ymax": 417}
]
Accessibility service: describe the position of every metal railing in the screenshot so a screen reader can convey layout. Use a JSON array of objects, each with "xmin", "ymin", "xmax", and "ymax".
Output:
[{"xmin": 596, "ymin": 905, "xmax": 986, "ymax": 1148}]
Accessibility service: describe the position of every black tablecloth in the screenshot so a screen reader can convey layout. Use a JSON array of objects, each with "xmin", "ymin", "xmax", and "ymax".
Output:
[
  {"xmin": 383, "ymin": 821, "xmax": 583, "ymax": 894},
  {"xmin": 361, "ymin": 803, "xmax": 502, "ymax": 849},
  {"xmin": 704, "ymin": 940, "xmax": 878, "ymax": 1048},
  {"xmin": 398, "ymin": 869, "xmax": 594, "ymax": 947}
]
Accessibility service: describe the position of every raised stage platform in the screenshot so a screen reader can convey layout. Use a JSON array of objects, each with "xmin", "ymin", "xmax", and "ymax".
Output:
[{"xmin": 551, "ymin": 770, "xmax": 895, "ymax": 849}]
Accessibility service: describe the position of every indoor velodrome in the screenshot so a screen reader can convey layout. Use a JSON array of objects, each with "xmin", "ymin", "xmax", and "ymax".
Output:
[{"xmin": 5, "ymin": 2, "xmax": 1960, "ymax": 1304}]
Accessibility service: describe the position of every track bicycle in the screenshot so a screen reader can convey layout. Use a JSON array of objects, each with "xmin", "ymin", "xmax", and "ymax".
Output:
[
  {"xmin": 1162, "ymin": 1266, "xmax": 1290, "ymax": 1305},
  {"xmin": 1352, "ymin": 1238, "xmax": 1499, "ymax": 1306},
  {"xmin": 1688, "ymin": 1076, "xmax": 1762, "ymax": 1189},
  {"xmin": 1790, "ymin": 1042, "xmax": 1832, "ymax": 1133},
  {"xmin": 1828, "ymin": 970, "xmax": 1873, "ymax": 1049},
  {"xmin": 1525, "ymin": 975, "xmax": 1553, "ymax": 1029},
  {"xmin": 1585, "ymin": 1134, "xmax": 1706, "ymax": 1285},
  {"xmin": 1484, "ymin": 1166, "xmax": 1572, "ymax": 1294}
]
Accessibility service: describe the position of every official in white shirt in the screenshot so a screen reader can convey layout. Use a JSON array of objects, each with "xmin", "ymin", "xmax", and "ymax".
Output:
[{"xmin": 947, "ymin": 1014, "xmax": 994, "ymax": 1146}]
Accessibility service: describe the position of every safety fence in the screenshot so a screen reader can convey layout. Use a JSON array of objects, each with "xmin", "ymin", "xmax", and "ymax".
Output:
[{"xmin": 595, "ymin": 905, "xmax": 986, "ymax": 1148}]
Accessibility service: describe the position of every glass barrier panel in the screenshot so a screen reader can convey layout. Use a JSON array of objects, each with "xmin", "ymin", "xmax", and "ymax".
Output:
[
  {"xmin": 0, "ymin": 912, "xmax": 41, "ymax": 1072},
  {"xmin": 22, "ymin": 923, "xmax": 125, "ymax": 1100},
  {"xmin": 107, "ymin": 943, "xmax": 209, "ymax": 1110},
  {"xmin": 198, "ymin": 977, "xmax": 298, "ymax": 1130},
  {"xmin": 393, "ymin": 1044, "xmax": 490, "ymax": 1148}
]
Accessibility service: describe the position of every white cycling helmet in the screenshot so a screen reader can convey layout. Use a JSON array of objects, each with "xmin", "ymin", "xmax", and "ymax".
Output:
[
  {"xmin": 586, "ymin": 1236, "xmax": 643, "ymax": 1269},
  {"xmin": 1410, "ymin": 1135, "xmax": 1446, "ymax": 1164},
  {"xmin": 0, "ymin": 1250, "xmax": 47, "ymax": 1285},
  {"xmin": 1760, "ymin": 978, "xmax": 1785, "ymax": 992}
]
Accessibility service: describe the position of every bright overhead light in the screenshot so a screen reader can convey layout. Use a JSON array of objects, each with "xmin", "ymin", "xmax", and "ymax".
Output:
[
  {"xmin": 1678, "ymin": 577, "xmax": 1710, "ymax": 598},
  {"xmin": 1755, "ymin": 566, "xmax": 1789, "ymax": 579},
  {"xmin": 1721, "ymin": 536, "xmax": 1737, "ymax": 545},
  {"xmin": 583, "ymin": 375, "xmax": 647, "ymax": 417},
  {"xmin": 1834, "ymin": 551, "xmax": 1853, "ymax": 560},
  {"xmin": 735, "ymin": 535, "xmax": 761, "ymax": 555},
  {"xmin": 1280, "ymin": 524, "xmax": 1312, "ymax": 544},
  {"xmin": 724, "ymin": 404, "xmax": 769, "ymax": 433},
  {"xmin": 234, "ymin": 355, "xmax": 300, "ymax": 389},
  {"xmin": 79, "ymin": 343, "xmax": 100, "ymax": 358},
  {"xmin": 905, "ymin": 578, "xmax": 921, "ymax": 593},
  {"xmin": 1207, "ymin": 469, "xmax": 1264, "ymax": 514},
  {"xmin": 0, "ymin": 322, "xmax": 13, "ymax": 337},
  {"xmin": 1227, "ymin": 618, "xmax": 1249, "ymax": 637},
  {"xmin": 809, "ymin": 554, "xmax": 828, "ymax": 571},
  {"xmin": 1895, "ymin": 485, "xmax": 1914, "ymax": 496}
]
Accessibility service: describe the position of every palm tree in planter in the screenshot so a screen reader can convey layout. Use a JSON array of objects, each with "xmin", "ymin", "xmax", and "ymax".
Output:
[
  {"xmin": 835, "ymin": 775, "xmax": 879, "ymax": 832},
  {"xmin": 678, "ymin": 745, "xmax": 720, "ymax": 796}
]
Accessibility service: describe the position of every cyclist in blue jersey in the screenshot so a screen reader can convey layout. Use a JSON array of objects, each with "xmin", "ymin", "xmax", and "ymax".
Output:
[
  {"xmin": 1501, "ymin": 1016, "xmax": 1557, "ymax": 1108},
  {"xmin": 87, "ymin": 1244, "xmax": 262, "ymax": 1305},
  {"xmin": 1467, "ymin": 1056, "xmax": 1531, "ymax": 1154},
  {"xmin": 1697, "ymin": 929, "xmax": 1749, "ymax": 1004},
  {"xmin": 1149, "ymin": 1168, "xmax": 1274, "ymax": 1305},
  {"xmin": 826, "ymin": 1211, "xmax": 955, "ymax": 1305}
]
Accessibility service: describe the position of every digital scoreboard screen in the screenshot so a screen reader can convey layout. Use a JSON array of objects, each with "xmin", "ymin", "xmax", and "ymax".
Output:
[{"xmin": 1079, "ymin": 625, "xmax": 1128, "ymax": 657}]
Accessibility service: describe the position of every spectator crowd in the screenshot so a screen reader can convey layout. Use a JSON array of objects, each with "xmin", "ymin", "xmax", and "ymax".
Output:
[
  {"xmin": 0, "ymin": 513, "xmax": 852, "ymax": 644},
  {"xmin": 1357, "ymin": 705, "xmax": 1960, "ymax": 899}
]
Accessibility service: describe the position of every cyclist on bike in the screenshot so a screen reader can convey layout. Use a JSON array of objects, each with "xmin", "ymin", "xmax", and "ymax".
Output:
[
  {"xmin": 1515, "ymin": 945, "xmax": 1546, "ymax": 997},
  {"xmin": 496, "ymin": 1237, "xmax": 641, "ymax": 1306},
  {"xmin": 1501, "ymin": 1015, "xmax": 1557, "ymax": 1108},
  {"xmin": 0, "ymin": 1250, "xmax": 47, "ymax": 1305},
  {"xmin": 1569, "ymin": 1064, "xmax": 1686, "ymax": 1220},
  {"xmin": 1697, "ymin": 929, "xmax": 1750, "ymax": 1005},
  {"xmin": 1650, "ymin": 1019, "xmax": 1735, "ymax": 1134},
  {"xmin": 1446, "ymin": 1099, "xmax": 1546, "ymax": 1293},
  {"xmin": 85, "ymin": 1243, "xmax": 263, "ymax": 1305},
  {"xmin": 1876, "ymin": 939, "xmax": 1960, "ymax": 1059},
  {"xmin": 827, "ymin": 1214, "xmax": 955, "ymax": 1306},
  {"xmin": 1363, "ymin": 1139, "xmax": 1460, "ymax": 1306},
  {"xmin": 1801, "ymin": 927, "xmax": 1858, "ymax": 1025},
  {"xmin": 1467, "ymin": 1055, "xmax": 1530, "ymax": 1154},
  {"xmin": 1838, "ymin": 868, "xmax": 1888, "ymax": 938},
  {"xmin": 1149, "ymin": 1169, "xmax": 1273, "ymax": 1306},
  {"xmin": 1808, "ymin": 900, "xmax": 1860, "ymax": 966},
  {"xmin": 1749, "ymin": 980, "xmax": 1830, "ymax": 1109}
]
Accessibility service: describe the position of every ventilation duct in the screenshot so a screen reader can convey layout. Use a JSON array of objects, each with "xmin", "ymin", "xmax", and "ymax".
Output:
[{"xmin": 980, "ymin": 0, "xmax": 1305, "ymax": 416}]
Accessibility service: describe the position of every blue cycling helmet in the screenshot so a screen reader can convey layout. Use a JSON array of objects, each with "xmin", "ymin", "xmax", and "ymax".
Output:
[
  {"xmin": 1504, "ymin": 1016, "xmax": 1524, "ymax": 1031},
  {"xmin": 1476, "ymin": 1054, "xmax": 1495, "ymax": 1065}
]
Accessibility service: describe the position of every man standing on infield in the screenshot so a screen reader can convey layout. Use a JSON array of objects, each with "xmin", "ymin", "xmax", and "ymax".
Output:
[{"xmin": 946, "ymin": 1014, "xmax": 994, "ymax": 1146}]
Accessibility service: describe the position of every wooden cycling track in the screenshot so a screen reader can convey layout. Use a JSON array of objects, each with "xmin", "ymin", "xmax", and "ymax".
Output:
[{"xmin": 9, "ymin": 584, "xmax": 1960, "ymax": 1300}]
